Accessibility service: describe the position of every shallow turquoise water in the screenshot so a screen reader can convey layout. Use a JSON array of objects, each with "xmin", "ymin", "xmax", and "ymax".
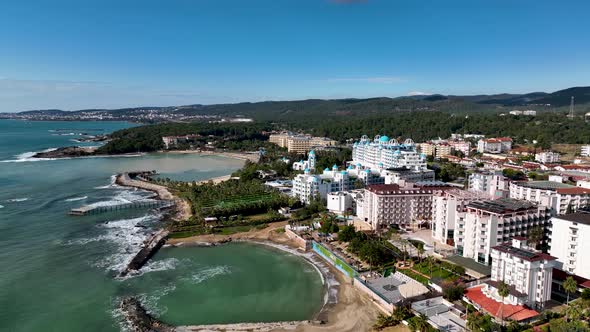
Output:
[{"xmin": 0, "ymin": 120, "xmax": 324, "ymax": 332}]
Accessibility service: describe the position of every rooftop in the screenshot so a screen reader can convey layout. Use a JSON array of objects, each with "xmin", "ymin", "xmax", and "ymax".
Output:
[
  {"xmin": 467, "ymin": 198, "xmax": 537, "ymax": 214},
  {"xmin": 465, "ymin": 285, "xmax": 539, "ymax": 322},
  {"xmin": 553, "ymin": 213, "xmax": 590, "ymax": 226},
  {"xmin": 492, "ymin": 243, "xmax": 556, "ymax": 262},
  {"xmin": 512, "ymin": 181, "xmax": 574, "ymax": 190}
]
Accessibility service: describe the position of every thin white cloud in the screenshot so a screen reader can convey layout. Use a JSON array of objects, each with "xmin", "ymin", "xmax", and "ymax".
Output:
[
  {"xmin": 407, "ymin": 91, "xmax": 434, "ymax": 96},
  {"xmin": 323, "ymin": 76, "xmax": 405, "ymax": 84}
]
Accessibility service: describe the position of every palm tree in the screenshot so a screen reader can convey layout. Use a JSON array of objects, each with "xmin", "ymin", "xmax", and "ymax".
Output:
[
  {"xmin": 409, "ymin": 314, "xmax": 430, "ymax": 332},
  {"xmin": 417, "ymin": 243, "xmax": 425, "ymax": 264},
  {"xmin": 564, "ymin": 276, "xmax": 578, "ymax": 305},
  {"xmin": 497, "ymin": 280, "xmax": 510, "ymax": 326}
]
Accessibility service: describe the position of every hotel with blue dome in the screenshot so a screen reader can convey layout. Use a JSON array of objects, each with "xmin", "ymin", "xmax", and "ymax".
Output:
[{"xmin": 351, "ymin": 135, "xmax": 427, "ymax": 171}]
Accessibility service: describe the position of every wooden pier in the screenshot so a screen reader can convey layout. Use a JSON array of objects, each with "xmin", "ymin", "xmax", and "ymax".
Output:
[{"xmin": 69, "ymin": 200, "xmax": 173, "ymax": 216}]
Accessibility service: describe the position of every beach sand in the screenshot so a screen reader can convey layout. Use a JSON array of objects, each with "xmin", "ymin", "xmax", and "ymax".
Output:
[{"xmin": 168, "ymin": 223, "xmax": 382, "ymax": 332}]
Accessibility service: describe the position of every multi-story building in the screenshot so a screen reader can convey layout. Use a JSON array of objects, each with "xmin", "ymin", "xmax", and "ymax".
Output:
[
  {"xmin": 161, "ymin": 134, "xmax": 200, "ymax": 149},
  {"xmin": 292, "ymin": 150, "xmax": 316, "ymax": 171},
  {"xmin": 535, "ymin": 151, "xmax": 560, "ymax": 164},
  {"xmin": 382, "ymin": 167, "xmax": 435, "ymax": 186},
  {"xmin": 448, "ymin": 139, "xmax": 471, "ymax": 156},
  {"xmin": 352, "ymin": 135, "xmax": 427, "ymax": 171},
  {"xmin": 455, "ymin": 199, "xmax": 550, "ymax": 265},
  {"xmin": 581, "ymin": 145, "xmax": 590, "ymax": 157},
  {"xmin": 468, "ymin": 171, "xmax": 510, "ymax": 199},
  {"xmin": 509, "ymin": 181, "xmax": 590, "ymax": 215},
  {"xmin": 326, "ymin": 190, "xmax": 363, "ymax": 215},
  {"xmin": 358, "ymin": 183, "xmax": 451, "ymax": 230},
  {"xmin": 269, "ymin": 132, "xmax": 337, "ymax": 153},
  {"xmin": 292, "ymin": 165, "xmax": 384, "ymax": 204},
  {"xmin": 477, "ymin": 137, "xmax": 513, "ymax": 154},
  {"xmin": 549, "ymin": 213, "xmax": 590, "ymax": 278},
  {"xmin": 488, "ymin": 237, "xmax": 557, "ymax": 309},
  {"xmin": 419, "ymin": 142, "xmax": 452, "ymax": 159},
  {"xmin": 431, "ymin": 189, "xmax": 487, "ymax": 246}
]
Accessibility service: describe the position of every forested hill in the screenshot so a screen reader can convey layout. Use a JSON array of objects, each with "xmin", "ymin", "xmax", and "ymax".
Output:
[{"xmin": 98, "ymin": 111, "xmax": 590, "ymax": 154}]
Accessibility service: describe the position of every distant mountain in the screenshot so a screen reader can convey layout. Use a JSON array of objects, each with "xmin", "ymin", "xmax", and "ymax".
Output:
[{"xmin": 532, "ymin": 87, "xmax": 590, "ymax": 106}]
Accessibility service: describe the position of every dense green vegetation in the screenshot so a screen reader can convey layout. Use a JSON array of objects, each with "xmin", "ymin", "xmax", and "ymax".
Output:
[
  {"xmin": 97, "ymin": 122, "xmax": 272, "ymax": 154},
  {"xmin": 337, "ymin": 226, "xmax": 398, "ymax": 268}
]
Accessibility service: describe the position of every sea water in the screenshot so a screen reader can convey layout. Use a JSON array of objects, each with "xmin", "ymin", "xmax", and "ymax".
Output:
[{"xmin": 0, "ymin": 120, "xmax": 324, "ymax": 332}]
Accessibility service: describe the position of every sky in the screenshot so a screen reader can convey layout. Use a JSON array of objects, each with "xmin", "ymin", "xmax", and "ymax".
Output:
[{"xmin": 1, "ymin": 0, "xmax": 589, "ymax": 111}]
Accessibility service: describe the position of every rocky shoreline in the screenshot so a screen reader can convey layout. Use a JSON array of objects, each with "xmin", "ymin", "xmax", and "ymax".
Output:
[
  {"xmin": 119, "ymin": 297, "xmax": 174, "ymax": 332},
  {"xmin": 33, "ymin": 146, "xmax": 97, "ymax": 158}
]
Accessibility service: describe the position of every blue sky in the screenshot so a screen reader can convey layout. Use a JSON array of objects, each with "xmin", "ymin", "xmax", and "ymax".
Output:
[{"xmin": 1, "ymin": 0, "xmax": 589, "ymax": 111}]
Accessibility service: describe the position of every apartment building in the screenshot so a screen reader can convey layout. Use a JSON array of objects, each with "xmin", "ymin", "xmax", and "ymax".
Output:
[
  {"xmin": 581, "ymin": 145, "xmax": 590, "ymax": 157},
  {"xmin": 431, "ymin": 189, "xmax": 487, "ymax": 246},
  {"xmin": 509, "ymin": 181, "xmax": 590, "ymax": 215},
  {"xmin": 292, "ymin": 165, "xmax": 384, "ymax": 204},
  {"xmin": 455, "ymin": 199, "xmax": 550, "ymax": 265},
  {"xmin": 352, "ymin": 135, "xmax": 427, "ymax": 171},
  {"xmin": 419, "ymin": 142, "xmax": 452, "ymax": 159},
  {"xmin": 468, "ymin": 171, "xmax": 510, "ymax": 199},
  {"xmin": 535, "ymin": 151, "xmax": 560, "ymax": 164},
  {"xmin": 382, "ymin": 167, "xmax": 435, "ymax": 185},
  {"xmin": 488, "ymin": 237, "xmax": 557, "ymax": 309},
  {"xmin": 477, "ymin": 137, "xmax": 513, "ymax": 154},
  {"xmin": 549, "ymin": 213, "xmax": 590, "ymax": 278},
  {"xmin": 358, "ymin": 183, "xmax": 450, "ymax": 231},
  {"xmin": 269, "ymin": 132, "xmax": 337, "ymax": 153}
]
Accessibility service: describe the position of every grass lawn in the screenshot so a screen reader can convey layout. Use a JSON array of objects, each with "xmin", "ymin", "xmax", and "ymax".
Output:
[
  {"xmin": 413, "ymin": 261, "xmax": 459, "ymax": 281},
  {"xmin": 200, "ymin": 193, "xmax": 273, "ymax": 208},
  {"xmin": 399, "ymin": 269, "xmax": 429, "ymax": 285}
]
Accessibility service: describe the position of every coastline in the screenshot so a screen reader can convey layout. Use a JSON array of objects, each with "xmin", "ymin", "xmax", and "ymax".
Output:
[{"xmin": 167, "ymin": 223, "xmax": 381, "ymax": 332}]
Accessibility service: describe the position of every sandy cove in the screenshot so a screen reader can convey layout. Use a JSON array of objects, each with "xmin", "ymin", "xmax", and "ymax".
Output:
[
  {"xmin": 115, "ymin": 173, "xmax": 192, "ymax": 221},
  {"xmin": 167, "ymin": 222, "xmax": 383, "ymax": 332},
  {"xmin": 164, "ymin": 149, "xmax": 260, "ymax": 163}
]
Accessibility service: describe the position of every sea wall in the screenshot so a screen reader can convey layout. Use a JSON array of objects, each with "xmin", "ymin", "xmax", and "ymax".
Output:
[
  {"xmin": 284, "ymin": 226, "xmax": 311, "ymax": 251},
  {"xmin": 352, "ymin": 278, "xmax": 395, "ymax": 314},
  {"xmin": 311, "ymin": 241, "xmax": 357, "ymax": 278}
]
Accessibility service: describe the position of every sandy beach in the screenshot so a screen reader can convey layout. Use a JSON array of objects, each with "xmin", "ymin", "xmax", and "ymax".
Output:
[
  {"xmin": 168, "ymin": 222, "xmax": 382, "ymax": 332},
  {"xmin": 165, "ymin": 149, "xmax": 260, "ymax": 163}
]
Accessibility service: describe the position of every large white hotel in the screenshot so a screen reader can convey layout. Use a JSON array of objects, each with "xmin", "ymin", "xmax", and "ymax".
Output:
[{"xmin": 351, "ymin": 135, "xmax": 427, "ymax": 171}]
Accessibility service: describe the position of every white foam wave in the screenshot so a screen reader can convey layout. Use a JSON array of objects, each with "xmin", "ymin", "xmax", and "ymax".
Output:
[
  {"xmin": 137, "ymin": 283, "xmax": 177, "ymax": 317},
  {"xmin": 1, "ymin": 148, "xmax": 60, "ymax": 163},
  {"xmin": 185, "ymin": 265, "xmax": 232, "ymax": 285},
  {"xmin": 94, "ymin": 175, "xmax": 118, "ymax": 189},
  {"xmin": 64, "ymin": 196, "xmax": 87, "ymax": 202},
  {"xmin": 85, "ymin": 190, "xmax": 154, "ymax": 208},
  {"xmin": 6, "ymin": 197, "xmax": 29, "ymax": 202},
  {"xmin": 140, "ymin": 258, "xmax": 181, "ymax": 274},
  {"xmin": 0, "ymin": 205, "xmax": 4, "ymax": 209}
]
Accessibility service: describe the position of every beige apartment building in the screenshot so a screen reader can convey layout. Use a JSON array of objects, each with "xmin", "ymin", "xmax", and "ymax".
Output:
[{"xmin": 269, "ymin": 132, "xmax": 337, "ymax": 153}]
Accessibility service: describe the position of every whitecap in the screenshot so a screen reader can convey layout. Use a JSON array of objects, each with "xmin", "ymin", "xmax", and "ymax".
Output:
[
  {"xmin": 1, "ymin": 148, "xmax": 59, "ymax": 163},
  {"xmin": 185, "ymin": 265, "xmax": 232, "ymax": 284},
  {"xmin": 0, "ymin": 205, "xmax": 4, "ymax": 209},
  {"xmin": 6, "ymin": 198, "xmax": 29, "ymax": 202},
  {"xmin": 94, "ymin": 175, "xmax": 118, "ymax": 189},
  {"xmin": 136, "ymin": 283, "xmax": 176, "ymax": 317},
  {"xmin": 64, "ymin": 196, "xmax": 87, "ymax": 202}
]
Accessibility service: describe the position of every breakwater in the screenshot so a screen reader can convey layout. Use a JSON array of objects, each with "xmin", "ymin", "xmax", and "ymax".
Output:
[
  {"xmin": 119, "ymin": 297, "xmax": 174, "ymax": 332},
  {"xmin": 119, "ymin": 229, "xmax": 169, "ymax": 277}
]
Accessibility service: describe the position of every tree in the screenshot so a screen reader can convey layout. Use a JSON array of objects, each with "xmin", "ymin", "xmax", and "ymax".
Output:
[
  {"xmin": 416, "ymin": 242, "xmax": 425, "ymax": 263},
  {"xmin": 338, "ymin": 225, "xmax": 357, "ymax": 242},
  {"xmin": 497, "ymin": 280, "xmax": 510, "ymax": 326},
  {"xmin": 408, "ymin": 314, "xmax": 430, "ymax": 332},
  {"xmin": 442, "ymin": 281, "xmax": 466, "ymax": 301},
  {"xmin": 528, "ymin": 226, "xmax": 544, "ymax": 250},
  {"xmin": 564, "ymin": 276, "xmax": 578, "ymax": 306}
]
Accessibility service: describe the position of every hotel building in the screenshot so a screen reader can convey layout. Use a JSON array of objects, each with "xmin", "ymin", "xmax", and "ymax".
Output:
[
  {"xmin": 455, "ymin": 199, "xmax": 550, "ymax": 265},
  {"xmin": 509, "ymin": 181, "xmax": 590, "ymax": 215},
  {"xmin": 431, "ymin": 189, "xmax": 487, "ymax": 246},
  {"xmin": 468, "ymin": 171, "xmax": 510, "ymax": 199},
  {"xmin": 352, "ymin": 135, "xmax": 427, "ymax": 171},
  {"xmin": 269, "ymin": 132, "xmax": 337, "ymax": 153},
  {"xmin": 477, "ymin": 137, "xmax": 513, "ymax": 154},
  {"xmin": 358, "ymin": 182, "xmax": 451, "ymax": 230},
  {"xmin": 549, "ymin": 213, "xmax": 590, "ymax": 278}
]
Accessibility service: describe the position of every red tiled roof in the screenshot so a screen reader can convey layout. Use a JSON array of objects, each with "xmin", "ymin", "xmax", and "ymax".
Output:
[
  {"xmin": 552, "ymin": 268, "xmax": 590, "ymax": 289},
  {"xmin": 465, "ymin": 286, "xmax": 539, "ymax": 322},
  {"xmin": 556, "ymin": 187, "xmax": 590, "ymax": 195}
]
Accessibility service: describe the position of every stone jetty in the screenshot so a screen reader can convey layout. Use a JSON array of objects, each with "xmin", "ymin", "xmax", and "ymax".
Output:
[
  {"xmin": 119, "ymin": 297, "xmax": 174, "ymax": 332},
  {"xmin": 119, "ymin": 229, "xmax": 169, "ymax": 277}
]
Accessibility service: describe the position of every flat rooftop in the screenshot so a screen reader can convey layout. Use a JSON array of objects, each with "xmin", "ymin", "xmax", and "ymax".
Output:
[
  {"xmin": 467, "ymin": 198, "xmax": 537, "ymax": 214},
  {"xmin": 554, "ymin": 213, "xmax": 590, "ymax": 226},
  {"xmin": 492, "ymin": 243, "xmax": 556, "ymax": 262},
  {"xmin": 513, "ymin": 180, "xmax": 573, "ymax": 190},
  {"xmin": 444, "ymin": 256, "xmax": 491, "ymax": 277}
]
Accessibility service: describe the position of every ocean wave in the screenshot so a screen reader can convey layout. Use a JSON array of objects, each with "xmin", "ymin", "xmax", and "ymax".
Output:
[
  {"xmin": 94, "ymin": 175, "xmax": 118, "ymax": 189},
  {"xmin": 0, "ymin": 205, "xmax": 4, "ymax": 209},
  {"xmin": 136, "ymin": 283, "xmax": 177, "ymax": 317},
  {"xmin": 184, "ymin": 265, "xmax": 232, "ymax": 285},
  {"xmin": 1, "ymin": 148, "xmax": 60, "ymax": 163},
  {"xmin": 64, "ymin": 196, "xmax": 88, "ymax": 202},
  {"xmin": 6, "ymin": 197, "xmax": 29, "ymax": 202},
  {"xmin": 85, "ymin": 189, "xmax": 154, "ymax": 208}
]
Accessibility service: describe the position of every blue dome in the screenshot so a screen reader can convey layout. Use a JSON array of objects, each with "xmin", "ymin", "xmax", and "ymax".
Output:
[
  {"xmin": 324, "ymin": 168, "xmax": 330, "ymax": 172},
  {"xmin": 332, "ymin": 164, "xmax": 338, "ymax": 169},
  {"xmin": 309, "ymin": 150, "xmax": 315, "ymax": 155},
  {"xmin": 378, "ymin": 162, "xmax": 383, "ymax": 166},
  {"xmin": 356, "ymin": 163, "xmax": 362, "ymax": 167},
  {"xmin": 365, "ymin": 169, "xmax": 371, "ymax": 173},
  {"xmin": 379, "ymin": 135, "xmax": 390, "ymax": 142},
  {"xmin": 394, "ymin": 150, "xmax": 401, "ymax": 155},
  {"xmin": 340, "ymin": 171, "xmax": 347, "ymax": 175},
  {"xmin": 347, "ymin": 165, "xmax": 353, "ymax": 170},
  {"xmin": 304, "ymin": 168, "xmax": 310, "ymax": 172}
]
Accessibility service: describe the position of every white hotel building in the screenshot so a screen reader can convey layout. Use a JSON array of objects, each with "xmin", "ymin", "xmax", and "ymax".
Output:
[
  {"xmin": 431, "ymin": 189, "xmax": 487, "ymax": 246},
  {"xmin": 509, "ymin": 181, "xmax": 590, "ymax": 216},
  {"xmin": 488, "ymin": 238, "xmax": 557, "ymax": 309},
  {"xmin": 549, "ymin": 213, "xmax": 590, "ymax": 278},
  {"xmin": 455, "ymin": 199, "xmax": 550, "ymax": 265},
  {"xmin": 352, "ymin": 135, "xmax": 427, "ymax": 171}
]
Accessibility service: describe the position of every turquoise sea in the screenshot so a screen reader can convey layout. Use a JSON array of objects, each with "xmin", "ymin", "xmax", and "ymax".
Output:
[{"xmin": 0, "ymin": 120, "xmax": 324, "ymax": 332}]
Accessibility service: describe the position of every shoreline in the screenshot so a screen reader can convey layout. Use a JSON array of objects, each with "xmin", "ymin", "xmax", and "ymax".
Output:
[{"xmin": 167, "ymin": 223, "xmax": 381, "ymax": 332}]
